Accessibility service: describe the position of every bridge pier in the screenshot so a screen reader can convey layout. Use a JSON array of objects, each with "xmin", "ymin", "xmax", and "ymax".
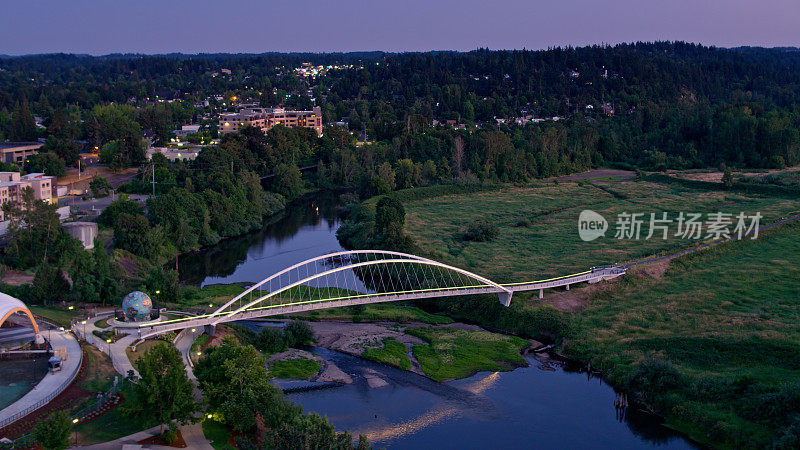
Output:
[
  {"xmin": 204, "ymin": 324, "xmax": 216, "ymax": 336},
  {"xmin": 565, "ymin": 284, "xmax": 570, "ymax": 291},
  {"xmin": 538, "ymin": 289, "xmax": 543, "ymax": 299},
  {"xmin": 498, "ymin": 291, "xmax": 513, "ymax": 307}
]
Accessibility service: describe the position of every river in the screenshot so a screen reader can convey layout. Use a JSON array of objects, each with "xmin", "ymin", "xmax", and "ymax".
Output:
[{"xmin": 178, "ymin": 196, "xmax": 695, "ymax": 449}]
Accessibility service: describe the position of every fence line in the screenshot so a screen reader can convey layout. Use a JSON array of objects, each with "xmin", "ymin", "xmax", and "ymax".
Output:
[{"xmin": 0, "ymin": 332, "xmax": 83, "ymax": 430}]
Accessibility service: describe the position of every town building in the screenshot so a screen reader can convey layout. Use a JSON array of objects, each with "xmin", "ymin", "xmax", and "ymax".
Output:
[
  {"xmin": 146, "ymin": 147, "xmax": 201, "ymax": 161},
  {"xmin": 218, "ymin": 106, "xmax": 323, "ymax": 137},
  {"xmin": 174, "ymin": 124, "xmax": 201, "ymax": 137},
  {"xmin": 0, "ymin": 142, "xmax": 43, "ymax": 164},
  {"xmin": 0, "ymin": 171, "xmax": 56, "ymax": 221}
]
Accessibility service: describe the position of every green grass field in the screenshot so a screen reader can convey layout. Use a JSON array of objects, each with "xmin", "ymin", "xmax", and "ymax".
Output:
[
  {"xmin": 407, "ymin": 326, "xmax": 529, "ymax": 381},
  {"xmin": 400, "ymin": 178, "xmax": 800, "ymax": 447},
  {"xmin": 362, "ymin": 338, "xmax": 412, "ymax": 370},
  {"xmin": 28, "ymin": 305, "xmax": 82, "ymax": 327},
  {"xmin": 268, "ymin": 357, "xmax": 321, "ymax": 380},
  {"xmin": 78, "ymin": 344, "xmax": 116, "ymax": 393},
  {"xmin": 564, "ymin": 221, "xmax": 800, "ymax": 447},
  {"xmin": 404, "ymin": 180, "xmax": 800, "ymax": 281}
]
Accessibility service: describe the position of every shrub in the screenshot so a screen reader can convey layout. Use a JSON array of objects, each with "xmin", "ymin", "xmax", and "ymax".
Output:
[
  {"xmin": 161, "ymin": 427, "xmax": 178, "ymax": 446},
  {"xmin": 513, "ymin": 218, "xmax": 531, "ymax": 228},
  {"xmin": 255, "ymin": 327, "xmax": 287, "ymax": 354},
  {"xmin": 625, "ymin": 358, "xmax": 685, "ymax": 404},
  {"xmin": 284, "ymin": 321, "xmax": 314, "ymax": 347},
  {"xmin": 33, "ymin": 410, "xmax": 71, "ymax": 450},
  {"xmin": 462, "ymin": 220, "xmax": 498, "ymax": 242}
]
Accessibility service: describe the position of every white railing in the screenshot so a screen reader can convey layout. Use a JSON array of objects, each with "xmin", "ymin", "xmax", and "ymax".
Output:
[{"xmin": 0, "ymin": 332, "xmax": 83, "ymax": 430}]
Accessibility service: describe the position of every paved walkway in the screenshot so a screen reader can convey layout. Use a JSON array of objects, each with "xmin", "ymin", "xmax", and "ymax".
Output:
[
  {"xmin": 0, "ymin": 330, "xmax": 82, "ymax": 426},
  {"xmin": 173, "ymin": 328, "xmax": 202, "ymax": 382},
  {"xmin": 75, "ymin": 313, "xmax": 140, "ymax": 378},
  {"xmin": 109, "ymin": 333, "xmax": 140, "ymax": 378}
]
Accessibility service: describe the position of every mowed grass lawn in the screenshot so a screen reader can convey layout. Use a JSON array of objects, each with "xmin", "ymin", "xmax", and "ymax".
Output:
[
  {"xmin": 565, "ymin": 221, "xmax": 800, "ymax": 447},
  {"xmin": 404, "ymin": 180, "xmax": 800, "ymax": 282}
]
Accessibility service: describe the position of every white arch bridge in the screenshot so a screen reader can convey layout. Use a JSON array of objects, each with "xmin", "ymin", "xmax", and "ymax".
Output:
[{"xmin": 131, "ymin": 250, "xmax": 625, "ymax": 339}]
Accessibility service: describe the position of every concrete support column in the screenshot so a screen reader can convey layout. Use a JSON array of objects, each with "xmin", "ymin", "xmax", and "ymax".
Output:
[
  {"xmin": 566, "ymin": 284, "xmax": 570, "ymax": 291},
  {"xmin": 204, "ymin": 324, "xmax": 216, "ymax": 336},
  {"xmin": 538, "ymin": 289, "xmax": 544, "ymax": 299},
  {"xmin": 498, "ymin": 291, "xmax": 513, "ymax": 307}
]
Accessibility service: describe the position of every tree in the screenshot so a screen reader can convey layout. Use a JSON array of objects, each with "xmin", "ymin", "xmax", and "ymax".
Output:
[
  {"xmin": 86, "ymin": 104, "xmax": 145, "ymax": 166},
  {"xmin": 89, "ymin": 176, "xmax": 113, "ymax": 197},
  {"xmin": 114, "ymin": 213, "xmax": 162, "ymax": 258},
  {"xmin": 97, "ymin": 195, "xmax": 144, "ymax": 226},
  {"xmin": 24, "ymin": 152, "xmax": 66, "ymax": 177},
  {"xmin": 2, "ymin": 187, "xmax": 77, "ymax": 267},
  {"xmin": 31, "ymin": 263, "xmax": 70, "ymax": 305},
  {"xmin": 10, "ymin": 98, "xmax": 38, "ymax": 141},
  {"xmin": 263, "ymin": 412, "xmax": 360, "ymax": 450},
  {"xmin": 373, "ymin": 196, "xmax": 413, "ymax": 251},
  {"xmin": 195, "ymin": 338, "xmax": 298, "ymax": 433},
  {"xmin": 33, "ymin": 410, "xmax": 71, "ymax": 450},
  {"xmin": 42, "ymin": 136, "xmax": 81, "ymax": 167},
  {"xmin": 722, "ymin": 166, "xmax": 734, "ymax": 189},
  {"xmin": 273, "ymin": 163, "xmax": 304, "ymax": 200},
  {"xmin": 123, "ymin": 342, "xmax": 198, "ymax": 433},
  {"xmin": 395, "ymin": 158, "xmax": 419, "ymax": 189}
]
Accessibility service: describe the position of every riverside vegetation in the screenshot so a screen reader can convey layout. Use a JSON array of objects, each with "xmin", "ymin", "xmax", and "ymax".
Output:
[{"xmin": 335, "ymin": 174, "xmax": 800, "ymax": 448}]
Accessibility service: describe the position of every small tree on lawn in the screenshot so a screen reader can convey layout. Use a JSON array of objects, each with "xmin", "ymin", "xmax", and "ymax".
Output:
[
  {"xmin": 123, "ymin": 341, "xmax": 198, "ymax": 433},
  {"xmin": 33, "ymin": 410, "xmax": 71, "ymax": 450},
  {"xmin": 89, "ymin": 176, "xmax": 113, "ymax": 197}
]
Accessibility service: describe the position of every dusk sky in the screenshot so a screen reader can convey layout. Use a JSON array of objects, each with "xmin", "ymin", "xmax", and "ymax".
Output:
[{"xmin": 2, "ymin": 0, "xmax": 799, "ymax": 55}]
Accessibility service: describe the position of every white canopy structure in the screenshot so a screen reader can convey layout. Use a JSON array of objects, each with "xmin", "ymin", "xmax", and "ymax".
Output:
[{"xmin": 0, "ymin": 292, "xmax": 40, "ymax": 335}]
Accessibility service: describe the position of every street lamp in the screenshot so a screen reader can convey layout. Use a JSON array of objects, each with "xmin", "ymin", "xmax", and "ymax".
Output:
[{"xmin": 72, "ymin": 418, "xmax": 79, "ymax": 446}]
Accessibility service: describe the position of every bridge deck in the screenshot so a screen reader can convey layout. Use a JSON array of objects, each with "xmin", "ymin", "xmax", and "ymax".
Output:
[{"xmin": 134, "ymin": 267, "xmax": 624, "ymax": 340}]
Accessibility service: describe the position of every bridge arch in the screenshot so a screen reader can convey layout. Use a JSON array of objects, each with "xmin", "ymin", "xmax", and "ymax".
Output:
[
  {"xmin": 0, "ymin": 292, "xmax": 40, "ymax": 334},
  {"xmin": 209, "ymin": 250, "xmax": 511, "ymax": 325}
]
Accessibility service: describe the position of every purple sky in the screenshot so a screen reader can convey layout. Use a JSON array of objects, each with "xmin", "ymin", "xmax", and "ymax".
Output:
[{"xmin": 1, "ymin": 0, "xmax": 798, "ymax": 55}]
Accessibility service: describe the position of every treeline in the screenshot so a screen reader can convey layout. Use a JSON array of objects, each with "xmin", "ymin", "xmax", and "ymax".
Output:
[{"xmin": 3, "ymin": 43, "xmax": 800, "ymax": 172}]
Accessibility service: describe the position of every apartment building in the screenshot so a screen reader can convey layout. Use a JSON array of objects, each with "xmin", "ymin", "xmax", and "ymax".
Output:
[
  {"xmin": 0, "ymin": 172, "xmax": 56, "ymax": 221},
  {"xmin": 218, "ymin": 106, "xmax": 323, "ymax": 136}
]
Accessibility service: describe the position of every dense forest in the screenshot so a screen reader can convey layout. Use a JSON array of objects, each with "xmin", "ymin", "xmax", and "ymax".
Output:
[{"xmin": 1, "ymin": 42, "xmax": 800, "ymax": 176}]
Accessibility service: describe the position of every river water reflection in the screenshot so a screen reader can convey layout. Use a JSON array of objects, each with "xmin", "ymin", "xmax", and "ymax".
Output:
[{"xmin": 180, "ymin": 196, "xmax": 695, "ymax": 449}]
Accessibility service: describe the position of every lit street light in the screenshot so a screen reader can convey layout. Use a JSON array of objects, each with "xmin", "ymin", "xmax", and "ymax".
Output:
[{"xmin": 73, "ymin": 418, "xmax": 79, "ymax": 446}]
